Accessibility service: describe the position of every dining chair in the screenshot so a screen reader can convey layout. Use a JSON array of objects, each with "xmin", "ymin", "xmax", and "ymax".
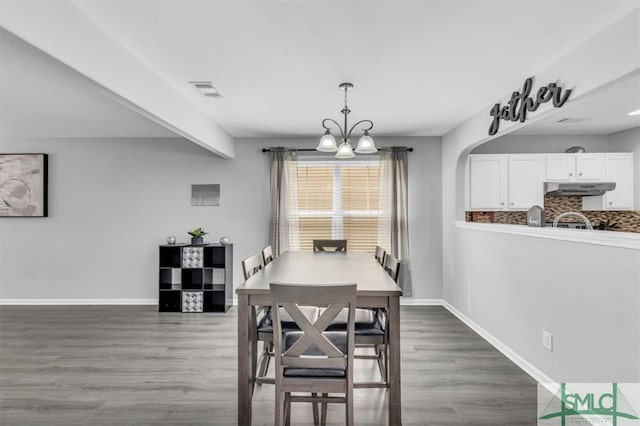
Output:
[
  {"xmin": 359, "ymin": 253, "xmax": 399, "ymax": 387},
  {"xmin": 382, "ymin": 254, "xmax": 400, "ymax": 282},
  {"xmin": 271, "ymin": 282, "xmax": 356, "ymax": 426},
  {"xmin": 374, "ymin": 246, "xmax": 386, "ymax": 266},
  {"xmin": 242, "ymin": 253, "xmax": 274, "ymax": 385},
  {"xmin": 262, "ymin": 245, "xmax": 274, "ymax": 265},
  {"xmin": 313, "ymin": 239, "xmax": 347, "ymax": 252},
  {"xmin": 350, "ymin": 252, "xmax": 400, "ymax": 388},
  {"xmin": 242, "ymin": 253, "xmax": 264, "ymax": 280}
]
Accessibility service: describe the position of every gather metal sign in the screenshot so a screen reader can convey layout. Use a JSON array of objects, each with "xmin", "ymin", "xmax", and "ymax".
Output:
[{"xmin": 488, "ymin": 77, "xmax": 572, "ymax": 135}]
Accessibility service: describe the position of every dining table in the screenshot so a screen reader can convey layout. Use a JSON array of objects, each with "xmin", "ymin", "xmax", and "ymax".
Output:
[{"xmin": 236, "ymin": 250, "xmax": 403, "ymax": 425}]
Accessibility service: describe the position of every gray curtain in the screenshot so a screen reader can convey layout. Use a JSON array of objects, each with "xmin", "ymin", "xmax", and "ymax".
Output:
[
  {"xmin": 269, "ymin": 148, "xmax": 299, "ymax": 255},
  {"xmin": 378, "ymin": 148, "xmax": 413, "ymax": 296}
]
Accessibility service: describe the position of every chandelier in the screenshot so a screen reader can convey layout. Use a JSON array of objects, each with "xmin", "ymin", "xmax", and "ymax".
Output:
[{"xmin": 316, "ymin": 82, "xmax": 377, "ymax": 159}]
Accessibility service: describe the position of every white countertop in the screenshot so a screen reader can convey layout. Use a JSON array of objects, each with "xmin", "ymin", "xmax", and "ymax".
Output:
[{"xmin": 454, "ymin": 221, "xmax": 640, "ymax": 250}]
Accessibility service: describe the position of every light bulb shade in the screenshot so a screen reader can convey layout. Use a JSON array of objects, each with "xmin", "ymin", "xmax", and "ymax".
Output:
[
  {"xmin": 316, "ymin": 131, "xmax": 338, "ymax": 152},
  {"xmin": 355, "ymin": 133, "xmax": 377, "ymax": 154},
  {"xmin": 335, "ymin": 142, "xmax": 355, "ymax": 159}
]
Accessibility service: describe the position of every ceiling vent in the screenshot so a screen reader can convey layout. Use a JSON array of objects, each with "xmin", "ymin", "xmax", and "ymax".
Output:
[
  {"xmin": 189, "ymin": 81, "xmax": 222, "ymax": 98},
  {"xmin": 556, "ymin": 117, "xmax": 587, "ymax": 124}
]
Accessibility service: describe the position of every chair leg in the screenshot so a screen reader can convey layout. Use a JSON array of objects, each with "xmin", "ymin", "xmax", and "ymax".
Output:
[
  {"xmin": 321, "ymin": 393, "xmax": 328, "ymax": 426},
  {"xmin": 275, "ymin": 385, "xmax": 284, "ymax": 426},
  {"xmin": 257, "ymin": 341, "xmax": 272, "ymax": 385},
  {"xmin": 375, "ymin": 344, "xmax": 386, "ymax": 381},
  {"xmin": 284, "ymin": 392, "xmax": 291, "ymax": 426},
  {"xmin": 312, "ymin": 393, "xmax": 319, "ymax": 425},
  {"xmin": 346, "ymin": 389, "xmax": 354, "ymax": 426}
]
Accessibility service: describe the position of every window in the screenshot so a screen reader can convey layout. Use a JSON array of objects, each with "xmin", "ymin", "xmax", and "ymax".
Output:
[{"xmin": 293, "ymin": 159, "xmax": 388, "ymax": 253}]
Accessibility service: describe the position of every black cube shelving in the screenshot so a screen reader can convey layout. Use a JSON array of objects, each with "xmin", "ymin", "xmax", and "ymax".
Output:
[{"xmin": 158, "ymin": 243, "xmax": 233, "ymax": 313}]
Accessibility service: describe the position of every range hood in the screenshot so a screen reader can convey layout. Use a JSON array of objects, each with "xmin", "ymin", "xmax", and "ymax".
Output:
[{"xmin": 545, "ymin": 181, "xmax": 616, "ymax": 197}]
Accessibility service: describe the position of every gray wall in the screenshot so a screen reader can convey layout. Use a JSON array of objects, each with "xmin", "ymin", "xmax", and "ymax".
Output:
[
  {"xmin": 609, "ymin": 127, "xmax": 640, "ymax": 208},
  {"xmin": 471, "ymin": 134, "xmax": 611, "ymax": 154},
  {"xmin": 0, "ymin": 136, "xmax": 442, "ymax": 301},
  {"xmin": 451, "ymin": 226, "xmax": 640, "ymax": 382}
]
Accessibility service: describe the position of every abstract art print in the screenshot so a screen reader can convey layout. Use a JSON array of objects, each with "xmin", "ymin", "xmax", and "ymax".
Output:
[
  {"xmin": 0, "ymin": 154, "xmax": 48, "ymax": 217},
  {"xmin": 191, "ymin": 184, "xmax": 220, "ymax": 206}
]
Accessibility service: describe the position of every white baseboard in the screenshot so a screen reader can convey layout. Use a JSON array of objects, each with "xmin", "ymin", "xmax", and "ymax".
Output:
[
  {"xmin": 442, "ymin": 300, "xmax": 554, "ymax": 385},
  {"xmin": 0, "ymin": 298, "xmax": 157, "ymax": 305},
  {"xmin": 399, "ymin": 298, "xmax": 444, "ymax": 306}
]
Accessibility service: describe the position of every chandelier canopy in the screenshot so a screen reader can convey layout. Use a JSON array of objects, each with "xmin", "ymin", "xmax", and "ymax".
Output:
[{"xmin": 316, "ymin": 82, "xmax": 377, "ymax": 159}]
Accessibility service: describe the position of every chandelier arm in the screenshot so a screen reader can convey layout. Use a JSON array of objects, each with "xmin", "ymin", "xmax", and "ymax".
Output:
[
  {"xmin": 322, "ymin": 118, "xmax": 346, "ymax": 139},
  {"xmin": 346, "ymin": 120, "xmax": 374, "ymax": 140}
]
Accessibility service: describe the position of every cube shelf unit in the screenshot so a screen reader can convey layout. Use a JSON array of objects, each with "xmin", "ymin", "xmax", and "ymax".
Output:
[{"xmin": 158, "ymin": 243, "xmax": 233, "ymax": 312}]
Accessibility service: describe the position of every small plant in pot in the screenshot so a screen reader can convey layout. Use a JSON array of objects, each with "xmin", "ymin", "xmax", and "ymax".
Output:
[{"xmin": 188, "ymin": 227, "xmax": 208, "ymax": 245}]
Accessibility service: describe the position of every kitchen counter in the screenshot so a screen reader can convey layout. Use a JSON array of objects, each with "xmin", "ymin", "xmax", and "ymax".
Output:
[{"xmin": 455, "ymin": 221, "xmax": 640, "ymax": 250}]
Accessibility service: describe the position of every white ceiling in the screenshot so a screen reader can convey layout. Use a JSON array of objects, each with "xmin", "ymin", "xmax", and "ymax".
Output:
[
  {"xmin": 513, "ymin": 74, "xmax": 640, "ymax": 135},
  {"xmin": 2, "ymin": 0, "xmax": 639, "ymax": 140}
]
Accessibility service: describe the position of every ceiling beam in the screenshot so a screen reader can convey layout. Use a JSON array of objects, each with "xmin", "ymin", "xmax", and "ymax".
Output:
[{"xmin": 0, "ymin": 0, "xmax": 234, "ymax": 158}]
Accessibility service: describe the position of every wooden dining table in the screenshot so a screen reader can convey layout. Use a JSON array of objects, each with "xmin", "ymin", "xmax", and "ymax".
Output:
[{"xmin": 236, "ymin": 250, "xmax": 403, "ymax": 425}]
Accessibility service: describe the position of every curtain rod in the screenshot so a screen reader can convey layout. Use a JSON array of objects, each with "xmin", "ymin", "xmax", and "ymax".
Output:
[{"xmin": 261, "ymin": 147, "xmax": 414, "ymax": 153}]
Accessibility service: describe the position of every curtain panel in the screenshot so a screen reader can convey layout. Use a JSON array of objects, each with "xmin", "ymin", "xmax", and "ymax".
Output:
[
  {"xmin": 378, "ymin": 148, "xmax": 413, "ymax": 296},
  {"xmin": 269, "ymin": 148, "xmax": 299, "ymax": 255}
]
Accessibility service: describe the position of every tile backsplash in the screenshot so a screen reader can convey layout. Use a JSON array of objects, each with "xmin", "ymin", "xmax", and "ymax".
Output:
[{"xmin": 466, "ymin": 196, "xmax": 640, "ymax": 233}]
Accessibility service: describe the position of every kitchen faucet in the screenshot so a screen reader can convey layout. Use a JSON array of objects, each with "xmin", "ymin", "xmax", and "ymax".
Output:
[{"xmin": 552, "ymin": 212, "xmax": 593, "ymax": 230}]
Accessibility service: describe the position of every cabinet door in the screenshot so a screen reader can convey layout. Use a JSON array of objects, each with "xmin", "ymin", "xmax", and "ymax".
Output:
[
  {"xmin": 469, "ymin": 155, "xmax": 508, "ymax": 210},
  {"xmin": 604, "ymin": 154, "xmax": 634, "ymax": 209},
  {"xmin": 545, "ymin": 154, "xmax": 575, "ymax": 181},
  {"xmin": 508, "ymin": 155, "xmax": 545, "ymax": 210},
  {"xmin": 576, "ymin": 154, "xmax": 605, "ymax": 181}
]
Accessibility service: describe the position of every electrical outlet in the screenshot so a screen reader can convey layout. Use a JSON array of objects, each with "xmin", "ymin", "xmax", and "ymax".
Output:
[{"xmin": 542, "ymin": 330, "xmax": 553, "ymax": 351}]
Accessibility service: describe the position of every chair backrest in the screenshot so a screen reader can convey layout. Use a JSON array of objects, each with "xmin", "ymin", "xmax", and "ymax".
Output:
[
  {"xmin": 313, "ymin": 239, "xmax": 347, "ymax": 252},
  {"xmin": 383, "ymin": 254, "xmax": 400, "ymax": 283},
  {"xmin": 261, "ymin": 245, "xmax": 274, "ymax": 265},
  {"xmin": 242, "ymin": 253, "xmax": 263, "ymax": 280},
  {"xmin": 374, "ymin": 246, "xmax": 386, "ymax": 266},
  {"xmin": 270, "ymin": 283, "xmax": 356, "ymax": 371}
]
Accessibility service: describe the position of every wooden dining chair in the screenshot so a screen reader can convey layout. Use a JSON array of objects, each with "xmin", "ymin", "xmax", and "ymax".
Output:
[
  {"xmin": 313, "ymin": 239, "xmax": 347, "ymax": 252},
  {"xmin": 271, "ymin": 282, "xmax": 357, "ymax": 426},
  {"xmin": 242, "ymin": 253, "xmax": 264, "ymax": 280},
  {"xmin": 262, "ymin": 245, "xmax": 274, "ymax": 265},
  {"xmin": 356, "ymin": 253, "xmax": 399, "ymax": 388},
  {"xmin": 383, "ymin": 254, "xmax": 400, "ymax": 282},
  {"xmin": 374, "ymin": 246, "xmax": 386, "ymax": 266},
  {"xmin": 242, "ymin": 253, "xmax": 274, "ymax": 385}
]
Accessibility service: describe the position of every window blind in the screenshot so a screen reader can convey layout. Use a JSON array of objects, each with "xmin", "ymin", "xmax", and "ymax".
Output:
[{"xmin": 294, "ymin": 160, "xmax": 386, "ymax": 253}]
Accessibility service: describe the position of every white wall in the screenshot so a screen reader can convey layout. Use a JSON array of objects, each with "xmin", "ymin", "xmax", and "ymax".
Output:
[
  {"xmin": 471, "ymin": 134, "xmax": 611, "ymax": 154},
  {"xmin": 441, "ymin": 10, "xmax": 640, "ymax": 382},
  {"xmin": 0, "ymin": 136, "xmax": 442, "ymax": 301},
  {"xmin": 609, "ymin": 126, "xmax": 640, "ymax": 207},
  {"xmin": 454, "ymin": 227, "xmax": 639, "ymax": 382}
]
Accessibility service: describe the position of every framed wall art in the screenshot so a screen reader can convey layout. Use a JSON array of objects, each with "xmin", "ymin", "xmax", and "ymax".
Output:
[
  {"xmin": 0, "ymin": 154, "xmax": 48, "ymax": 217},
  {"xmin": 191, "ymin": 184, "xmax": 220, "ymax": 206}
]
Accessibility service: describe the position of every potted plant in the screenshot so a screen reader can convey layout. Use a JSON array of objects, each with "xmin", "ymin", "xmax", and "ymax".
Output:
[{"xmin": 188, "ymin": 227, "xmax": 208, "ymax": 245}]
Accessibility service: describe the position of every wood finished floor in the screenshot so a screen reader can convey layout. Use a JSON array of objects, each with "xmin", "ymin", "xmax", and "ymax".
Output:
[{"xmin": 0, "ymin": 306, "xmax": 537, "ymax": 425}]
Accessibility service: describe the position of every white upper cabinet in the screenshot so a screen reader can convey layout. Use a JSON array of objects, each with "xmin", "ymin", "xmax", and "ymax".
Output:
[
  {"xmin": 575, "ymin": 154, "xmax": 605, "ymax": 181},
  {"xmin": 508, "ymin": 155, "xmax": 545, "ymax": 209},
  {"xmin": 545, "ymin": 154, "xmax": 575, "ymax": 181},
  {"xmin": 468, "ymin": 155, "xmax": 508, "ymax": 210},
  {"xmin": 468, "ymin": 154, "xmax": 544, "ymax": 211},
  {"xmin": 545, "ymin": 154, "xmax": 605, "ymax": 182},
  {"xmin": 468, "ymin": 152, "xmax": 634, "ymax": 213},
  {"xmin": 582, "ymin": 153, "xmax": 634, "ymax": 210}
]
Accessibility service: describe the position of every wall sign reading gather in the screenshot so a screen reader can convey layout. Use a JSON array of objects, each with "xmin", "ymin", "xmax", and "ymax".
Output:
[{"xmin": 488, "ymin": 77, "xmax": 571, "ymax": 135}]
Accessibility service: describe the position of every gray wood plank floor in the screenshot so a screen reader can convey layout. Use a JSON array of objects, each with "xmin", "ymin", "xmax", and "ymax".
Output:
[{"xmin": 0, "ymin": 306, "xmax": 537, "ymax": 425}]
